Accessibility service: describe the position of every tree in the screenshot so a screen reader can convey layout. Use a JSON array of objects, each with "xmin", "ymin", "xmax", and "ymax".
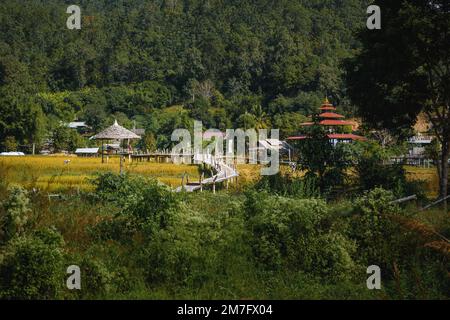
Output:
[
  {"xmin": 52, "ymin": 126, "xmax": 84, "ymax": 153},
  {"xmin": 1, "ymin": 185, "xmax": 31, "ymax": 242},
  {"xmin": 236, "ymin": 112, "xmax": 257, "ymax": 130},
  {"xmin": 3, "ymin": 136, "xmax": 17, "ymax": 152},
  {"xmin": 346, "ymin": 0, "xmax": 450, "ymax": 203},
  {"xmin": 294, "ymin": 120, "xmax": 352, "ymax": 192},
  {"xmin": 139, "ymin": 132, "xmax": 157, "ymax": 152}
]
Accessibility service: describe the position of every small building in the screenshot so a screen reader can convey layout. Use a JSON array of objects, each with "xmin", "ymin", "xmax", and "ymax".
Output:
[
  {"xmin": 75, "ymin": 148, "xmax": 99, "ymax": 157},
  {"xmin": 68, "ymin": 121, "xmax": 91, "ymax": 135},
  {"xmin": 287, "ymin": 98, "xmax": 365, "ymax": 145},
  {"xmin": 68, "ymin": 121, "xmax": 88, "ymax": 129},
  {"xmin": 251, "ymin": 138, "xmax": 294, "ymax": 163},
  {"xmin": 0, "ymin": 152, "xmax": 25, "ymax": 156},
  {"xmin": 408, "ymin": 134, "xmax": 433, "ymax": 156},
  {"xmin": 90, "ymin": 120, "xmax": 141, "ymax": 164}
]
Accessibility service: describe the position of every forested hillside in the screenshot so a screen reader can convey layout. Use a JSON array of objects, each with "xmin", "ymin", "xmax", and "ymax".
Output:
[{"xmin": 0, "ymin": 0, "xmax": 369, "ymax": 151}]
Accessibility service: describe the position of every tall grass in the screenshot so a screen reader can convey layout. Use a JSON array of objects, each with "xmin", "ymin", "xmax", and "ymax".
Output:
[{"xmin": 0, "ymin": 156, "xmax": 200, "ymax": 191}]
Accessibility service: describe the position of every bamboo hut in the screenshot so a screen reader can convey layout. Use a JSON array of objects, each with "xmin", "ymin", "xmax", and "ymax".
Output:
[{"xmin": 90, "ymin": 120, "xmax": 141, "ymax": 170}]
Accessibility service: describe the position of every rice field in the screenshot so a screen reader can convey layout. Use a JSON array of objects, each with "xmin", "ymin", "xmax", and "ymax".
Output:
[
  {"xmin": 405, "ymin": 165, "xmax": 439, "ymax": 198},
  {"xmin": 0, "ymin": 156, "xmax": 202, "ymax": 192},
  {"xmin": 0, "ymin": 156, "xmax": 439, "ymax": 195}
]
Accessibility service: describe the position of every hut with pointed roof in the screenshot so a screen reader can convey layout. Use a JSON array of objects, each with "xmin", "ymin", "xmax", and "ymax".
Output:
[{"xmin": 90, "ymin": 120, "xmax": 141, "ymax": 163}]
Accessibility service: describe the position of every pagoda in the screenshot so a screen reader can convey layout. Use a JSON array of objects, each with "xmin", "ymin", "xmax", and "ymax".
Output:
[{"xmin": 287, "ymin": 98, "xmax": 365, "ymax": 143}]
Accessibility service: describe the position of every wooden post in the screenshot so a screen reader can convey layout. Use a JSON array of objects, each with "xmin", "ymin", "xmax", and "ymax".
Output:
[
  {"xmin": 101, "ymin": 140, "xmax": 104, "ymax": 163},
  {"xmin": 200, "ymin": 172, "xmax": 204, "ymax": 192},
  {"xmin": 181, "ymin": 172, "xmax": 186, "ymax": 189},
  {"xmin": 120, "ymin": 155, "xmax": 124, "ymax": 175},
  {"xmin": 212, "ymin": 176, "xmax": 217, "ymax": 194}
]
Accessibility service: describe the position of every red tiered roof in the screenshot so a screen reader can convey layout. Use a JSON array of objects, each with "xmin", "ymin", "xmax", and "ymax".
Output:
[
  {"xmin": 287, "ymin": 134, "xmax": 366, "ymax": 141},
  {"xmin": 318, "ymin": 112, "xmax": 345, "ymax": 119},
  {"xmin": 287, "ymin": 98, "xmax": 365, "ymax": 142},
  {"xmin": 300, "ymin": 119, "xmax": 355, "ymax": 126},
  {"xmin": 319, "ymin": 119, "xmax": 355, "ymax": 126},
  {"xmin": 319, "ymin": 97, "xmax": 336, "ymax": 111}
]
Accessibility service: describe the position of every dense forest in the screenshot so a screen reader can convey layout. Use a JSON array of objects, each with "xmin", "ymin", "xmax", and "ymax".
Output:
[
  {"xmin": 0, "ymin": 1, "xmax": 449, "ymax": 301},
  {"xmin": 0, "ymin": 0, "xmax": 370, "ymax": 151}
]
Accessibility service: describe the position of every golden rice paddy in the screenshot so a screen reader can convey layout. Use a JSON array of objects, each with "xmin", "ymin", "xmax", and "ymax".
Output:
[
  {"xmin": 0, "ymin": 156, "xmax": 202, "ymax": 192},
  {"xmin": 0, "ymin": 156, "xmax": 438, "ymax": 195}
]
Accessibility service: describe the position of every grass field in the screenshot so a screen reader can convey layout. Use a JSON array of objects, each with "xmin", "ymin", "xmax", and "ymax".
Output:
[
  {"xmin": 0, "ymin": 156, "xmax": 201, "ymax": 192},
  {"xmin": 405, "ymin": 165, "xmax": 439, "ymax": 198},
  {"xmin": 0, "ymin": 156, "xmax": 440, "ymax": 196}
]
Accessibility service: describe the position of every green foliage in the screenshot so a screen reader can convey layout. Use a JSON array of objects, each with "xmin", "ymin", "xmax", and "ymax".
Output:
[
  {"xmin": 0, "ymin": 185, "xmax": 31, "ymax": 242},
  {"xmin": 92, "ymin": 172, "xmax": 147, "ymax": 211},
  {"xmin": 346, "ymin": 0, "xmax": 450, "ymax": 198},
  {"xmin": 348, "ymin": 188, "xmax": 402, "ymax": 266},
  {"xmin": 0, "ymin": 230, "xmax": 65, "ymax": 299},
  {"xmin": 93, "ymin": 172, "xmax": 179, "ymax": 236},
  {"xmin": 51, "ymin": 125, "xmax": 85, "ymax": 152},
  {"xmin": 295, "ymin": 124, "xmax": 353, "ymax": 193},
  {"xmin": 256, "ymin": 172, "xmax": 320, "ymax": 198},
  {"xmin": 0, "ymin": 0, "xmax": 370, "ymax": 150},
  {"xmin": 244, "ymin": 191, "xmax": 355, "ymax": 281},
  {"xmin": 351, "ymin": 141, "xmax": 427, "ymax": 199},
  {"xmin": 137, "ymin": 132, "xmax": 157, "ymax": 152},
  {"xmin": 3, "ymin": 136, "xmax": 17, "ymax": 152},
  {"xmin": 78, "ymin": 257, "xmax": 112, "ymax": 298}
]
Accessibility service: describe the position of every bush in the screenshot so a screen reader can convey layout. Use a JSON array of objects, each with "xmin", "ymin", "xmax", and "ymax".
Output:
[
  {"xmin": 79, "ymin": 257, "xmax": 112, "ymax": 298},
  {"xmin": 0, "ymin": 230, "xmax": 65, "ymax": 299},
  {"xmin": 0, "ymin": 185, "xmax": 31, "ymax": 242},
  {"xmin": 142, "ymin": 227, "xmax": 204, "ymax": 287},
  {"xmin": 352, "ymin": 141, "xmax": 426, "ymax": 199},
  {"xmin": 127, "ymin": 180, "xmax": 179, "ymax": 235},
  {"xmin": 92, "ymin": 172, "xmax": 146, "ymax": 211},
  {"xmin": 244, "ymin": 191, "xmax": 355, "ymax": 281},
  {"xmin": 92, "ymin": 173, "xmax": 180, "ymax": 239},
  {"xmin": 349, "ymin": 188, "xmax": 403, "ymax": 266},
  {"xmin": 292, "ymin": 232, "xmax": 356, "ymax": 282},
  {"xmin": 255, "ymin": 172, "xmax": 320, "ymax": 198}
]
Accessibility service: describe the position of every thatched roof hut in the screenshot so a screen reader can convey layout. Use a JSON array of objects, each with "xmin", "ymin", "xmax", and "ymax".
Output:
[
  {"xmin": 91, "ymin": 120, "xmax": 141, "ymax": 140},
  {"xmin": 90, "ymin": 120, "xmax": 141, "ymax": 164}
]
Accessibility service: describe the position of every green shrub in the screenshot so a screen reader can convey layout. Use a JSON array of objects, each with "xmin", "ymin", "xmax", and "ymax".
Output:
[
  {"xmin": 93, "ymin": 173, "xmax": 179, "ymax": 237},
  {"xmin": 88, "ymin": 217, "xmax": 137, "ymax": 244},
  {"xmin": 244, "ymin": 191, "xmax": 355, "ymax": 281},
  {"xmin": 0, "ymin": 231, "xmax": 65, "ymax": 299},
  {"xmin": 255, "ymin": 172, "xmax": 320, "ymax": 198},
  {"xmin": 349, "ymin": 188, "xmax": 403, "ymax": 266},
  {"xmin": 126, "ymin": 180, "xmax": 179, "ymax": 235},
  {"xmin": 0, "ymin": 185, "xmax": 31, "ymax": 242},
  {"xmin": 352, "ymin": 141, "xmax": 426, "ymax": 199},
  {"xmin": 292, "ymin": 232, "xmax": 356, "ymax": 282},
  {"xmin": 92, "ymin": 172, "xmax": 146, "ymax": 211},
  {"xmin": 79, "ymin": 257, "xmax": 112, "ymax": 298},
  {"xmin": 142, "ymin": 227, "xmax": 204, "ymax": 287}
]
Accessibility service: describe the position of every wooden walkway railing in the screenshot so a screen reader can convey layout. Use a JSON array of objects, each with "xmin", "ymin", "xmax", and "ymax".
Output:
[{"xmin": 175, "ymin": 154, "xmax": 239, "ymax": 193}]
